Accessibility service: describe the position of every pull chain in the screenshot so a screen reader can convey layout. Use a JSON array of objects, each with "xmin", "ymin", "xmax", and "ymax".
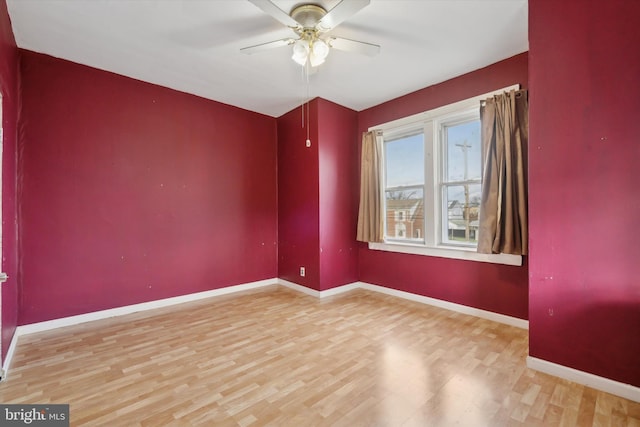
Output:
[{"xmin": 298, "ymin": 61, "xmax": 312, "ymax": 147}]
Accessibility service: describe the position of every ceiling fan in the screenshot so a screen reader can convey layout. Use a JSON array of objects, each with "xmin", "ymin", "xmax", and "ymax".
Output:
[{"xmin": 242, "ymin": 0, "xmax": 380, "ymax": 68}]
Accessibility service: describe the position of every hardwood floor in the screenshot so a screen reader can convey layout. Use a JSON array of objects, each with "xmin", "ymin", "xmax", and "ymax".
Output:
[{"xmin": 0, "ymin": 286, "xmax": 638, "ymax": 426}]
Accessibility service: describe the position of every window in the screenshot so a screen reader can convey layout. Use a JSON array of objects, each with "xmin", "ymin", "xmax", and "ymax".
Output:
[
  {"xmin": 370, "ymin": 85, "xmax": 522, "ymax": 266},
  {"xmin": 382, "ymin": 108, "xmax": 479, "ymax": 248},
  {"xmin": 441, "ymin": 117, "xmax": 481, "ymax": 246},
  {"xmin": 385, "ymin": 131, "xmax": 424, "ymax": 243}
]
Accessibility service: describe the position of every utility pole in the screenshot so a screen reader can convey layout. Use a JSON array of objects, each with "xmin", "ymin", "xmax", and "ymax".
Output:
[{"xmin": 456, "ymin": 140, "xmax": 472, "ymax": 241}]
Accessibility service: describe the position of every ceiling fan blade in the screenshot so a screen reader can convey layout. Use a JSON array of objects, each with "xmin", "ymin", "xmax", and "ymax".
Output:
[
  {"xmin": 240, "ymin": 39, "xmax": 295, "ymax": 55},
  {"xmin": 241, "ymin": 38, "xmax": 294, "ymax": 55},
  {"xmin": 329, "ymin": 37, "xmax": 380, "ymax": 56},
  {"xmin": 248, "ymin": 0, "xmax": 300, "ymax": 29},
  {"xmin": 316, "ymin": 0, "xmax": 370, "ymax": 31}
]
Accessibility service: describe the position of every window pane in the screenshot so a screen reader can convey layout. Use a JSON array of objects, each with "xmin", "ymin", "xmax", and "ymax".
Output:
[
  {"xmin": 385, "ymin": 133, "xmax": 424, "ymax": 188},
  {"xmin": 443, "ymin": 184, "xmax": 481, "ymax": 244},
  {"xmin": 385, "ymin": 188, "xmax": 424, "ymax": 241},
  {"xmin": 445, "ymin": 120, "xmax": 481, "ymax": 181}
]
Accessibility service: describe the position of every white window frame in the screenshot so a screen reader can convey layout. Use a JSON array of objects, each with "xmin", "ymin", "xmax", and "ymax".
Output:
[
  {"xmin": 438, "ymin": 110, "xmax": 482, "ymax": 248},
  {"xmin": 369, "ymin": 85, "xmax": 522, "ymax": 267}
]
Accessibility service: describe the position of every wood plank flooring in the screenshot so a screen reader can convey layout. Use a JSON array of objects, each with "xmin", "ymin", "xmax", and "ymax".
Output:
[{"xmin": 0, "ymin": 286, "xmax": 638, "ymax": 426}]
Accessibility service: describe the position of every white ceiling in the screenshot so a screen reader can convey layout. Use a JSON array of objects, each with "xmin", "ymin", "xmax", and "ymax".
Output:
[{"xmin": 7, "ymin": 0, "xmax": 528, "ymax": 118}]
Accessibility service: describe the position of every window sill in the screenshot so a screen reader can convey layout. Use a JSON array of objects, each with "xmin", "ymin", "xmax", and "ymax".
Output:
[{"xmin": 368, "ymin": 242, "xmax": 522, "ymax": 266}]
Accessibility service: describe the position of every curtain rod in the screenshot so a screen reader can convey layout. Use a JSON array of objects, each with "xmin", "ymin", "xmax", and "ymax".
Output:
[{"xmin": 480, "ymin": 89, "xmax": 526, "ymax": 105}]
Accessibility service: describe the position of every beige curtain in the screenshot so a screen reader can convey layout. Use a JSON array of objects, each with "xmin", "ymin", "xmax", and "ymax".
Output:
[
  {"xmin": 356, "ymin": 130, "xmax": 384, "ymax": 242},
  {"xmin": 477, "ymin": 89, "xmax": 528, "ymax": 255}
]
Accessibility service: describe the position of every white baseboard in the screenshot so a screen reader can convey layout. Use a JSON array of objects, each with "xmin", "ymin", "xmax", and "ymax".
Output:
[
  {"xmin": 16, "ymin": 278, "xmax": 278, "ymax": 336},
  {"xmin": 356, "ymin": 281, "xmax": 529, "ymax": 329},
  {"xmin": 277, "ymin": 279, "xmax": 360, "ymax": 299},
  {"xmin": 1, "ymin": 331, "xmax": 19, "ymax": 381},
  {"xmin": 527, "ymin": 356, "xmax": 640, "ymax": 403},
  {"xmin": 277, "ymin": 279, "xmax": 528, "ymax": 329},
  {"xmin": 318, "ymin": 282, "xmax": 361, "ymax": 298},
  {"xmin": 277, "ymin": 279, "xmax": 322, "ymax": 298},
  {"xmin": 14, "ymin": 278, "xmax": 527, "ymax": 338}
]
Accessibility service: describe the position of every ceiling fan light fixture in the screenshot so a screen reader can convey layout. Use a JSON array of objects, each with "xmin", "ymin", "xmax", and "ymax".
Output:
[
  {"xmin": 245, "ymin": 0, "xmax": 379, "ymax": 69},
  {"xmin": 312, "ymin": 39, "xmax": 329, "ymax": 60},
  {"xmin": 309, "ymin": 53, "xmax": 325, "ymax": 67},
  {"xmin": 292, "ymin": 39, "xmax": 310, "ymax": 66},
  {"xmin": 309, "ymin": 52, "xmax": 324, "ymax": 67}
]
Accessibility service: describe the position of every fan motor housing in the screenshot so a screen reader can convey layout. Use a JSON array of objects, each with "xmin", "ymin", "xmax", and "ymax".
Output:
[{"xmin": 290, "ymin": 4, "xmax": 327, "ymax": 28}]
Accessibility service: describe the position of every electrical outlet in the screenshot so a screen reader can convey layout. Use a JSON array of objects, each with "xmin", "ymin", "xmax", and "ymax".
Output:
[{"xmin": 300, "ymin": 267, "xmax": 305, "ymax": 277}]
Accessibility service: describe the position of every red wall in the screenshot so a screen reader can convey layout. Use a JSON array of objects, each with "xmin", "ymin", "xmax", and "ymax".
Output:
[
  {"xmin": 0, "ymin": 0, "xmax": 19, "ymax": 360},
  {"xmin": 358, "ymin": 53, "xmax": 529, "ymax": 320},
  {"xmin": 277, "ymin": 101, "xmax": 321, "ymax": 289},
  {"xmin": 317, "ymin": 99, "xmax": 358, "ymax": 290},
  {"xmin": 528, "ymin": 0, "xmax": 640, "ymax": 386},
  {"xmin": 277, "ymin": 98, "xmax": 359, "ymax": 291},
  {"xmin": 18, "ymin": 51, "xmax": 278, "ymax": 324}
]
